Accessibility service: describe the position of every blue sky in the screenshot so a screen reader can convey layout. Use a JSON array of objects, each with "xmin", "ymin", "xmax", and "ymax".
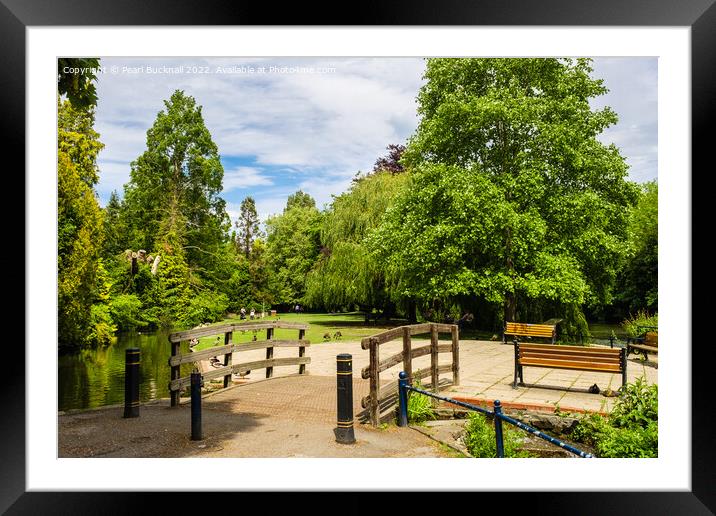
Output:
[{"xmin": 92, "ymin": 57, "xmax": 657, "ymax": 224}]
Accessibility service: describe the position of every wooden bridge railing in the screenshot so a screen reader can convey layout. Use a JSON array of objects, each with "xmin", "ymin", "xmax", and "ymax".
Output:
[
  {"xmin": 360, "ymin": 322, "xmax": 459, "ymax": 426},
  {"xmin": 168, "ymin": 321, "xmax": 309, "ymax": 406}
]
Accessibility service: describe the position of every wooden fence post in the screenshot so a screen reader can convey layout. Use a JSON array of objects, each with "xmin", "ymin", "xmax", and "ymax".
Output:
[
  {"xmin": 223, "ymin": 331, "xmax": 233, "ymax": 388},
  {"xmin": 170, "ymin": 337, "xmax": 181, "ymax": 407},
  {"xmin": 402, "ymin": 326, "xmax": 412, "ymax": 384},
  {"xmin": 369, "ymin": 337, "xmax": 380, "ymax": 426},
  {"xmin": 430, "ymin": 323, "xmax": 439, "ymax": 394},
  {"xmin": 266, "ymin": 326, "xmax": 274, "ymax": 378},
  {"xmin": 451, "ymin": 325, "xmax": 460, "ymax": 386},
  {"xmin": 298, "ymin": 328, "xmax": 306, "ymax": 374}
]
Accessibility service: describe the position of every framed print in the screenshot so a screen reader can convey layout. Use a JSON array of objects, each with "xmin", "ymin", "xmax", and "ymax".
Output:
[{"xmin": 5, "ymin": 0, "xmax": 712, "ymax": 513}]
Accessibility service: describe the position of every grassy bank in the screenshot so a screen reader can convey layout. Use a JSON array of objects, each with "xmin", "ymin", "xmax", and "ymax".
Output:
[{"xmin": 191, "ymin": 312, "xmax": 410, "ymax": 351}]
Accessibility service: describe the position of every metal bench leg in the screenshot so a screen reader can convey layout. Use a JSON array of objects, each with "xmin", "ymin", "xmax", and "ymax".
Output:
[{"xmin": 621, "ymin": 348, "xmax": 627, "ymax": 389}]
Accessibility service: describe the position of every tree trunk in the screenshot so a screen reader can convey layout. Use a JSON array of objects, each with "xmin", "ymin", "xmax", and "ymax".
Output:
[
  {"xmin": 407, "ymin": 299, "xmax": 417, "ymax": 324},
  {"xmin": 504, "ymin": 292, "xmax": 517, "ymax": 323}
]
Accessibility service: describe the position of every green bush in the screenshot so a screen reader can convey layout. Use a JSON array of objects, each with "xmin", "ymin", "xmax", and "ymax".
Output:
[
  {"xmin": 572, "ymin": 377, "xmax": 658, "ymax": 458},
  {"xmin": 86, "ymin": 303, "xmax": 116, "ymax": 347},
  {"xmin": 183, "ymin": 291, "xmax": 229, "ymax": 328},
  {"xmin": 462, "ymin": 412, "xmax": 532, "ymax": 458},
  {"xmin": 559, "ymin": 303, "xmax": 591, "ymax": 344},
  {"xmin": 609, "ymin": 376, "xmax": 658, "ymax": 429},
  {"xmin": 622, "ymin": 310, "xmax": 658, "ymax": 338},
  {"xmin": 407, "ymin": 379, "xmax": 436, "ymax": 423},
  {"xmin": 110, "ymin": 294, "xmax": 146, "ymax": 331}
]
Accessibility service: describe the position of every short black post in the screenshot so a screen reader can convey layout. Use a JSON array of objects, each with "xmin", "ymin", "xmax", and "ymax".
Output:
[
  {"xmin": 397, "ymin": 371, "xmax": 409, "ymax": 427},
  {"xmin": 494, "ymin": 400, "xmax": 505, "ymax": 458},
  {"xmin": 123, "ymin": 348, "xmax": 140, "ymax": 418},
  {"xmin": 334, "ymin": 354, "xmax": 356, "ymax": 444},
  {"xmin": 191, "ymin": 370, "xmax": 203, "ymax": 441}
]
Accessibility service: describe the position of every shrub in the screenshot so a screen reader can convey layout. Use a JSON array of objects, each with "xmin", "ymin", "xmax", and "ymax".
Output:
[
  {"xmin": 110, "ymin": 294, "xmax": 146, "ymax": 331},
  {"xmin": 622, "ymin": 310, "xmax": 658, "ymax": 338},
  {"xmin": 86, "ymin": 303, "xmax": 116, "ymax": 347},
  {"xmin": 462, "ymin": 412, "xmax": 531, "ymax": 458},
  {"xmin": 407, "ymin": 379, "xmax": 436, "ymax": 423},
  {"xmin": 183, "ymin": 291, "xmax": 229, "ymax": 328},
  {"xmin": 572, "ymin": 377, "xmax": 658, "ymax": 458}
]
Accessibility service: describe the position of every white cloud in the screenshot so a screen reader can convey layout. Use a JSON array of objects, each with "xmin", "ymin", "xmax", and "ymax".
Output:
[
  {"xmin": 222, "ymin": 167, "xmax": 273, "ymax": 192},
  {"xmin": 92, "ymin": 56, "xmax": 657, "ymax": 214},
  {"xmin": 96, "ymin": 160, "xmax": 131, "ymax": 204}
]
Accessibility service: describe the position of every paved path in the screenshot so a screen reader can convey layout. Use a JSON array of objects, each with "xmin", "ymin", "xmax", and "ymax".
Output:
[
  {"xmin": 204, "ymin": 338, "xmax": 657, "ymax": 414},
  {"xmin": 58, "ymin": 377, "xmax": 458, "ymax": 458},
  {"xmin": 59, "ymin": 338, "xmax": 657, "ymax": 458}
]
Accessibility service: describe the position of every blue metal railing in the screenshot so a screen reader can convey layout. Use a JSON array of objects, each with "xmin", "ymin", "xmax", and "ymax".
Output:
[{"xmin": 397, "ymin": 371, "xmax": 593, "ymax": 458}]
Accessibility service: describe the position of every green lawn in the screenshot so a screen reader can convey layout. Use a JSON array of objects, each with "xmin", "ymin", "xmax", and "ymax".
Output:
[{"xmin": 191, "ymin": 312, "xmax": 410, "ymax": 351}]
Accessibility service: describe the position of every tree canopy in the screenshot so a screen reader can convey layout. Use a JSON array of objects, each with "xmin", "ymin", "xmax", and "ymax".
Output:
[
  {"xmin": 266, "ymin": 192, "xmax": 322, "ymax": 307},
  {"xmin": 376, "ymin": 58, "xmax": 640, "ymax": 324},
  {"xmin": 306, "ymin": 172, "xmax": 409, "ymax": 314}
]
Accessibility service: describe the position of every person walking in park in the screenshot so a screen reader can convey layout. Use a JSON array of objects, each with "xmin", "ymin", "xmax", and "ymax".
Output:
[{"xmin": 240, "ymin": 307, "xmax": 246, "ymax": 320}]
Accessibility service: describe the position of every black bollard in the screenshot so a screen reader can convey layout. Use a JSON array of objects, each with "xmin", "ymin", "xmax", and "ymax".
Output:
[
  {"xmin": 494, "ymin": 400, "xmax": 505, "ymax": 458},
  {"xmin": 123, "ymin": 348, "xmax": 140, "ymax": 418},
  {"xmin": 397, "ymin": 371, "xmax": 409, "ymax": 427},
  {"xmin": 334, "ymin": 354, "xmax": 356, "ymax": 444},
  {"xmin": 191, "ymin": 370, "xmax": 203, "ymax": 441}
]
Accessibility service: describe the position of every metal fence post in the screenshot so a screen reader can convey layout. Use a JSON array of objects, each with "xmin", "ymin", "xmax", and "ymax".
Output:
[
  {"xmin": 123, "ymin": 348, "xmax": 140, "ymax": 418},
  {"xmin": 191, "ymin": 370, "xmax": 203, "ymax": 441},
  {"xmin": 397, "ymin": 371, "xmax": 409, "ymax": 427},
  {"xmin": 494, "ymin": 400, "xmax": 505, "ymax": 458},
  {"xmin": 335, "ymin": 354, "xmax": 356, "ymax": 444}
]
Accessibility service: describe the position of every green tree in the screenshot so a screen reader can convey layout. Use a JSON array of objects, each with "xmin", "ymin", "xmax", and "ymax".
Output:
[
  {"xmin": 58, "ymin": 98, "xmax": 114, "ymax": 349},
  {"xmin": 248, "ymin": 238, "xmax": 273, "ymax": 309},
  {"xmin": 235, "ymin": 196, "xmax": 260, "ymax": 258},
  {"xmin": 285, "ymin": 190, "xmax": 316, "ymax": 211},
  {"xmin": 377, "ymin": 58, "xmax": 639, "ymax": 323},
  {"xmin": 266, "ymin": 194, "xmax": 322, "ymax": 306},
  {"xmin": 120, "ymin": 90, "xmax": 230, "ymax": 326},
  {"xmin": 58, "ymin": 58, "xmax": 100, "ymax": 110},
  {"xmin": 101, "ymin": 190, "xmax": 129, "ymax": 257},
  {"xmin": 614, "ymin": 180, "xmax": 658, "ymax": 314},
  {"xmin": 305, "ymin": 172, "xmax": 410, "ymax": 317},
  {"xmin": 123, "ymin": 90, "xmax": 230, "ymax": 271}
]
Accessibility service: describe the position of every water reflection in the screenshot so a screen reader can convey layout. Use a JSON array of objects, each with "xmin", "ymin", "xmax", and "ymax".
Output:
[{"xmin": 58, "ymin": 330, "xmax": 193, "ymax": 412}]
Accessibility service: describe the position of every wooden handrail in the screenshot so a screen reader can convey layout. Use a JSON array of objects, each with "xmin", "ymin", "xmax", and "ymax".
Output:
[
  {"xmin": 360, "ymin": 343, "xmax": 452, "ymax": 379},
  {"xmin": 170, "ymin": 356, "xmax": 311, "ymax": 391},
  {"xmin": 168, "ymin": 321, "xmax": 310, "ymax": 406},
  {"xmin": 169, "ymin": 321, "xmax": 309, "ymax": 342},
  {"xmin": 168, "ymin": 339, "xmax": 310, "ymax": 366},
  {"xmin": 361, "ymin": 322, "xmax": 460, "ymax": 426}
]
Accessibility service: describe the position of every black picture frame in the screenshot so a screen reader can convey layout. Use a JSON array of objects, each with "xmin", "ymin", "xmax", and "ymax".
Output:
[{"xmin": 5, "ymin": 1, "xmax": 709, "ymax": 513}]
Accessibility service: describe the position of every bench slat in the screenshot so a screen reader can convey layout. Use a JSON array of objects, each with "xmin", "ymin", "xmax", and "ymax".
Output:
[
  {"xmin": 629, "ymin": 344, "xmax": 658, "ymax": 353},
  {"xmin": 518, "ymin": 343, "xmax": 620, "ymax": 355},
  {"xmin": 519, "ymin": 351, "xmax": 621, "ymax": 364},
  {"xmin": 519, "ymin": 358, "xmax": 622, "ymax": 373}
]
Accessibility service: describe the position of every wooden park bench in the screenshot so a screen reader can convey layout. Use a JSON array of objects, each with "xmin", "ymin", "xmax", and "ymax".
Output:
[
  {"xmin": 626, "ymin": 331, "xmax": 658, "ymax": 360},
  {"xmin": 513, "ymin": 341, "xmax": 627, "ymax": 389},
  {"xmin": 503, "ymin": 321, "xmax": 556, "ymax": 344}
]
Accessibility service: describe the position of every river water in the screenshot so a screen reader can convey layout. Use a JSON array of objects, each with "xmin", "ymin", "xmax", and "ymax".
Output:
[{"xmin": 58, "ymin": 331, "xmax": 194, "ymax": 412}]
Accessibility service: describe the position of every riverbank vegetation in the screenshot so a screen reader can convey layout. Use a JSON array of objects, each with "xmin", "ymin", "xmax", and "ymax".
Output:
[{"xmin": 58, "ymin": 57, "xmax": 658, "ymax": 352}]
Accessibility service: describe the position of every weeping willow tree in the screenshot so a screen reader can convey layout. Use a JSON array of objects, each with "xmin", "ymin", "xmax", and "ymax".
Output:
[{"xmin": 305, "ymin": 171, "xmax": 412, "ymax": 318}]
